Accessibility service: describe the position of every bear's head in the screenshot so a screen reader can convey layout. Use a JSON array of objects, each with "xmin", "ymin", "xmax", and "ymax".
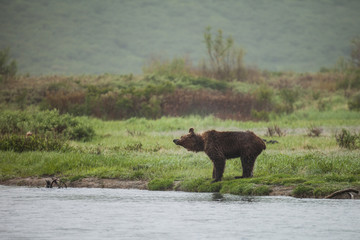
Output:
[{"xmin": 173, "ymin": 128, "xmax": 204, "ymax": 152}]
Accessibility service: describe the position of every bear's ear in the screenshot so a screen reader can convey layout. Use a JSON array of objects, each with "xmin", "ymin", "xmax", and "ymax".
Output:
[{"xmin": 189, "ymin": 128, "xmax": 195, "ymax": 134}]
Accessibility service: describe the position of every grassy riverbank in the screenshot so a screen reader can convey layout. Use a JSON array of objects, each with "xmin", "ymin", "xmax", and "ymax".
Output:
[{"xmin": 1, "ymin": 114, "xmax": 360, "ymax": 198}]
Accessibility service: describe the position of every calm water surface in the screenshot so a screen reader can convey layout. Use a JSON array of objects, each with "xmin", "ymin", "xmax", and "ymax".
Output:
[{"xmin": 1, "ymin": 185, "xmax": 360, "ymax": 240}]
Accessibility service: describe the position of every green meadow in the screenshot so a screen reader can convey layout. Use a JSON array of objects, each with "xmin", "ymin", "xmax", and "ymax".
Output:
[{"xmin": 1, "ymin": 111, "xmax": 360, "ymax": 198}]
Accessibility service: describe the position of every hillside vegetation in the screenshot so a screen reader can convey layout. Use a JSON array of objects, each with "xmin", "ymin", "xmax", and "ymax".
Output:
[
  {"xmin": 1, "ymin": 0, "xmax": 360, "ymax": 74},
  {"xmin": 2, "ymin": 34, "xmax": 360, "ymax": 122}
]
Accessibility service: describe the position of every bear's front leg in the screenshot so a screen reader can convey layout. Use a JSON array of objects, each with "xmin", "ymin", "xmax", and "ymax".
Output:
[
  {"xmin": 205, "ymin": 148, "xmax": 226, "ymax": 183},
  {"xmin": 211, "ymin": 158, "xmax": 225, "ymax": 183}
]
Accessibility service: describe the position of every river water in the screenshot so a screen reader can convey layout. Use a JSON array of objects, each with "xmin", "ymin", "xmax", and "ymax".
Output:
[{"xmin": 1, "ymin": 185, "xmax": 359, "ymax": 240}]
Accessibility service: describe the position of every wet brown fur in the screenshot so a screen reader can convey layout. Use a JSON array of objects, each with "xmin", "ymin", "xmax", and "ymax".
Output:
[{"xmin": 173, "ymin": 128, "xmax": 266, "ymax": 182}]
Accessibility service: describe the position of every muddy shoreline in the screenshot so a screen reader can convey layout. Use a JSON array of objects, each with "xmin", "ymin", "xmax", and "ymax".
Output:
[
  {"xmin": 0, "ymin": 177, "xmax": 148, "ymax": 190},
  {"xmin": 1, "ymin": 177, "xmax": 359, "ymax": 199},
  {"xmin": 1, "ymin": 177, "xmax": 292, "ymax": 196}
]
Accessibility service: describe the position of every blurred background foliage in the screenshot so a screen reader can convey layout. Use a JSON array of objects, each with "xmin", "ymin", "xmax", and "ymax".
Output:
[{"xmin": 1, "ymin": 0, "xmax": 360, "ymax": 75}]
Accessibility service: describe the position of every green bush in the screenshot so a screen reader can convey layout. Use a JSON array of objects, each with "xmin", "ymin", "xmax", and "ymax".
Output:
[
  {"xmin": 67, "ymin": 124, "xmax": 95, "ymax": 142},
  {"xmin": 0, "ymin": 110, "xmax": 95, "ymax": 141},
  {"xmin": 335, "ymin": 129, "xmax": 360, "ymax": 149},
  {"xmin": 143, "ymin": 56, "xmax": 193, "ymax": 77},
  {"xmin": 348, "ymin": 93, "xmax": 360, "ymax": 110},
  {"xmin": 251, "ymin": 110, "xmax": 270, "ymax": 121},
  {"xmin": 202, "ymin": 27, "xmax": 246, "ymax": 81},
  {"xmin": 43, "ymin": 80, "xmax": 175, "ymax": 120},
  {"xmin": 0, "ymin": 134, "xmax": 69, "ymax": 152},
  {"xmin": 184, "ymin": 76, "xmax": 228, "ymax": 91},
  {"xmin": 279, "ymin": 88, "xmax": 299, "ymax": 113},
  {"xmin": 254, "ymin": 84, "xmax": 274, "ymax": 111}
]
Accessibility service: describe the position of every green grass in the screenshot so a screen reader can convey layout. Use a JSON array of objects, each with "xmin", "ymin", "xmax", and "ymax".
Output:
[{"xmin": 1, "ymin": 114, "xmax": 360, "ymax": 198}]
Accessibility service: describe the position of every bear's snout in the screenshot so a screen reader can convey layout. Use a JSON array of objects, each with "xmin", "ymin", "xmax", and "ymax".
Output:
[{"xmin": 173, "ymin": 139, "xmax": 179, "ymax": 145}]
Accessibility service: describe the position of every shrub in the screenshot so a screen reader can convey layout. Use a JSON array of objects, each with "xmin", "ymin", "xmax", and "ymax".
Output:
[
  {"xmin": 183, "ymin": 76, "xmax": 228, "ymax": 91},
  {"xmin": 162, "ymin": 89, "xmax": 259, "ymax": 120},
  {"xmin": 43, "ymin": 80, "xmax": 176, "ymax": 120},
  {"xmin": 44, "ymin": 90, "xmax": 87, "ymax": 115},
  {"xmin": 348, "ymin": 93, "xmax": 360, "ymax": 111},
  {"xmin": 67, "ymin": 124, "xmax": 95, "ymax": 142},
  {"xmin": 307, "ymin": 125, "xmax": 323, "ymax": 137},
  {"xmin": 266, "ymin": 125, "xmax": 286, "ymax": 137},
  {"xmin": 202, "ymin": 27, "xmax": 246, "ymax": 81},
  {"xmin": 279, "ymin": 88, "xmax": 299, "ymax": 113},
  {"xmin": 0, "ymin": 134, "xmax": 69, "ymax": 152},
  {"xmin": 318, "ymin": 99, "xmax": 331, "ymax": 111},
  {"xmin": 253, "ymin": 84, "xmax": 274, "ymax": 111},
  {"xmin": 335, "ymin": 129, "xmax": 360, "ymax": 150},
  {"xmin": 0, "ymin": 110, "xmax": 27, "ymax": 134},
  {"xmin": 251, "ymin": 110, "xmax": 270, "ymax": 121},
  {"xmin": 0, "ymin": 110, "xmax": 95, "ymax": 141},
  {"xmin": 124, "ymin": 142, "xmax": 143, "ymax": 151},
  {"xmin": 143, "ymin": 56, "xmax": 194, "ymax": 77}
]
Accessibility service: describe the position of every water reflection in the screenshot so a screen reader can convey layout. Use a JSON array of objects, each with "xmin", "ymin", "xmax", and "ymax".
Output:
[
  {"xmin": 211, "ymin": 193, "xmax": 224, "ymax": 201},
  {"xmin": 211, "ymin": 192, "xmax": 258, "ymax": 203}
]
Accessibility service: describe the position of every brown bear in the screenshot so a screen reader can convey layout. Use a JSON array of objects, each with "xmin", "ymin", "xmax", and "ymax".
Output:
[{"xmin": 173, "ymin": 128, "xmax": 266, "ymax": 182}]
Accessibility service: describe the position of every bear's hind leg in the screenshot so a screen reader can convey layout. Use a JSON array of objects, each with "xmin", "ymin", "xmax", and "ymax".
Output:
[{"xmin": 235, "ymin": 157, "xmax": 256, "ymax": 179}]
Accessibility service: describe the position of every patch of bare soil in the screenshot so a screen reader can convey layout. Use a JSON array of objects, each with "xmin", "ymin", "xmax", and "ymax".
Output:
[{"xmin": 269, "ymin": 186, "xmax": 295, "ymax": 196}]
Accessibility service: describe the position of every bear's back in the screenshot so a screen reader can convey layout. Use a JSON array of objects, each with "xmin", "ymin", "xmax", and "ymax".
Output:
[{"xmin": 202, "ymin": 130, "xmax": 265, "ymax": 159}]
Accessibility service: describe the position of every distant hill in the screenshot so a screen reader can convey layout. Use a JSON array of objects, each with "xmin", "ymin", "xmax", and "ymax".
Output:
[{"xmin": 1, "ymin": 0, "xmax": 360, "ymax": 75}]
